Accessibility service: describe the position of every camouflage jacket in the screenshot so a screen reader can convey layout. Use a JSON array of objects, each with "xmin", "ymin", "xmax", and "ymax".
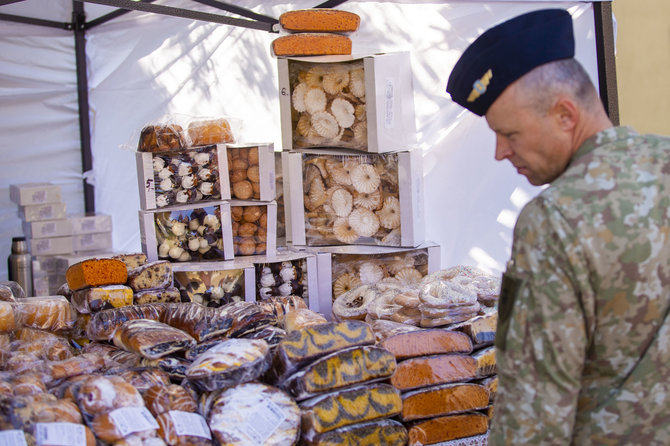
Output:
[{"xmin": 490, "ymin": 127, "xmax": 670, "ymax": 445}]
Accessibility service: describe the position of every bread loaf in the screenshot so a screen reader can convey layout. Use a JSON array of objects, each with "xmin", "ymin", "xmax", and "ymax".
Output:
[
  {"xmin": 0, "ymin": 301, "xmax": 15, "ymax": 332},
  {"xmin": 127, "ymin": 260, "xmax": 172, "ymax": 291},
  {"xmin": 300, "ymin": 383, "xmax": 402, "ymax": 434},
  {"xmin": 118, "ymin": 368, "xmax": 171, "ymax": 395},
  {"xmin": 272, "ymin": 33, "xmax": 352, "ymax": 57},
  {"xmin": 71, "ymin": 285, "xmax": 134, "ymax": 314},
  {"xmin": 258, "ymin": 295, "xmax": 308, "ymax": 320},
  {"xmin": 452, "ymin": 308, "xmax": 497, "ymax": 347},
  {"xmin": 208, "ymin": 382, "xmax": 300, "ymax": 446},
  {"xmin": 279, "ymin": 9, "xmax": 360, "ymax": 33},
  {"xmin": 133, "ymin": 286, "xmax": 181, "ymax": 305},
  {"xmin": 113, "ymin": 319, "xmax": 196, "ymax": 360},
  {"xmin": 224, "ymin": 301, "xmax": 277, "ymax": 338},
  {"xmin": 185, "ymin": 338, "xmax": 271, "ymax": 392},
  {"xmin": 301, "ymin": 419, "xmax": 407, "ymax": 446},
  {"xmin": 76, "ymin": 375, "xmax": 144, "ymax": 418},
  {"xmin": 66, "ymin": 258, "xmax": 128, "ymax": 291},
  {"xmin": 280, "ymin": 345, "xmax": 396, "ymax": 401},
  {"xmin": 187, "ymin": 118, "xmax": 233, "ymax": 146},
  {"xmin": 138, "ymin": 124, "xmax": 185, "ymax": 152},
  {"xmin": 240, "ymin": 324, "xmax": 286, "ymax": 348},
  {"xmin": 271, "ymin": 320, "xmax": 376, "ymax": 383},
  {"xmin": 160, "ymin": 303, "xmax": 229, "ymax": 342},
  {"xmin": 401, "ymin": 383, "xmax": 490, "ymax": 422},
  {"xmin": 144, "ymin": 384, "xmax": 198, "ymax": 416},
  {"xmin": 476, "ymin": 375, "xmax": 498, "ymax": 402},
  {"xmin": 112, "ymin": 252, "xmax": 148, "ymax": 269},
  {"xmin": 391, "ymin": 354, "xmax": 477, "ymax": 392},
  {"xmin": 371, "ymin": 319, "xmax": 422, "ymax": 341},
  {"xmin": 380, "ymin": 329, "xmax": 473, "ymax": 360},
  {"xmin": 473, "ymin": 345, "xmax": 496, "ymax": 378},
  {"xmin": 156, "ymin": 411, "xmax": 213, "ymax": 445},
  {"xmin": 283, "ymin": 307, "xmax": 327, "ymax": 332},
  {"xmin": 87, "ymin": 304, "xmax": 165, "ymax": 341},
  {"xmin": 15, "ymin": 296, "xmax": 76, "ymax": 332},
  {"xmin": 407, "ymin": 413, "xmax": 489, "ymax": 445}
]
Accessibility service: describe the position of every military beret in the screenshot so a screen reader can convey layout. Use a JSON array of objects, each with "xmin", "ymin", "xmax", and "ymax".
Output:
[{"xmin": 446, "ymin": 9, "xmax": 575, "ymax": 116}]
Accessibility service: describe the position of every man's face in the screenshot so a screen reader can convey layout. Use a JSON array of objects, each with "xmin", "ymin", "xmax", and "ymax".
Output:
[{"xmin": 485, "ymin": 82, "xmax": 572, "ymax": 186}]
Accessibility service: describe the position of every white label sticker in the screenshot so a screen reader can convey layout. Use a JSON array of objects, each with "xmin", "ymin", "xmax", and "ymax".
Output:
[
  {"xmin": 31, "ymin": 190, "xmax": 47, "ymax": 204},
  {"xmin": 0, "ymin": 430, "xmax": 28, "ymax": 446},
  {"xmin": 384, "ymin": 78, "xmax": 395, "ymax": 129},
  {"xmin": 41, "ymin": 222, "xmax": 56, "ymax": 235},
  {"xmin": 108, "ymin": 407, "xmax": 159, "ymax": 437},
  {"xmin": 169, "ymin": 411, "xmax": 212, "ymax": 439},
  {"xmin": 233, "ymin": 400, "xmax": 285, "ymax": 444},
  {"xmin": 35, "ymin": 423, "xmax": 86, "ymax": 446}
]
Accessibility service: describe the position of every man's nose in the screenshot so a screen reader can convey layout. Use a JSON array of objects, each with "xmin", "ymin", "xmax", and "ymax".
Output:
[{"xmin": 494, "ymin": 135, "xmax": 512, "ymax": 161}]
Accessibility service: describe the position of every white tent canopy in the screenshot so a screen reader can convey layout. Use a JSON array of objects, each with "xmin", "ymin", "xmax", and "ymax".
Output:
[{"xmin": 0, "ymin": 0, "xmax": 611, "ymax": 279}]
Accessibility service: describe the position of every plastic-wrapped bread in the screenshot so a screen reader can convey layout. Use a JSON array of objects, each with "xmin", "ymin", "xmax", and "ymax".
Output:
[
  {"xmin": 258, "ymin": 295, "xmax": 307, "ymax": 320},
  {"xmin": 301, "ymin": 419, "xmax": 407, "ymax": 446},
  {"xmin": 89, "ymin": 406, "xmax": 160, "ymax": 443},
  {"xmin": 140, "ymin": 356, "xmax": 191, "ymax": 381},
  {"xmin": 71, "ymin": 284, "xmax": 134, "ymax": 314},
  {"xmin": 476, "ymin": 375, "xmax": 498, "ymax": 402},
  {"xmin": 379, "ymin": 329, "xmax": 473, "ymax": 360},
  {"xmin": 300, "ymin": 383, "xmax": 402, "ymax": 435},
  {"xmin": 451, "ymin": 308, "xmax": 497, "ymax": 348},
  {"xmin": 240, "ymin": 325, "xmax": 286, "ymax": 348},
  {"xmin": 66, "ymin": 258, "xmax": 128, "ymax": 291},
  {"xmin": 279, "ymin": 9, "xmax": 360, "ymax": 33},
  {"xmin": 12, "ymin": 372, "xmax": 48, "ymax": 396},
  {"xmin": 391, "ymin": 354, "xmax": 477, "ymax": 392},
  {"xmin": 160, "ymin": 303, "xmax": 230, "ymax": 342},
  {"xmin": 113, "ymin": 319, "xmax": 196, "ymax": 360},
  {"xmin": 138, "ymin": 123, "xmax": 185, "ymax": 152},
  {"xmin": 271, "ymin": 320, "xmax": 375, "ymax": 383},
  {"xmin": 156, "ymin": 410, "xmax": 213, "ymax": 446},
  {"xmin": 183, "ymin": 336, "xmax": 227, "ymax": 361},
  {"xmin": 134, "ymin": 286, "xmax": 182, "ymax": 305},
  {"xmin": 30, "ymin": 422, "xmax": 97, "ymax": 446},
  {"xmin": 208, "ymin": 382, "xmax": 300, "ymax": 446},
  {"xmin": 87, "ymin": 304, "xmax": 165, "ymax": 341},
  {"xmin": 279, "ymin": 345, "xmax": 396, "ymax": 401},
  {"xmin": 14, "ymin": 296, "xmax": 76, "ymax": 332},
  {"xmin": 224, "ymin": 301, "xmax": 277, "ymax": 338},
  {"xmin": 0, "ymin": 283, "xmax": 17, "ymax": 302},
  {"xmin": 272, "ymin": 33, "xmax": 352, "ymax": 57},
  {"xmin": 112, "ymin": 252, "xmax": 148, "ymax": 269},
  {"xmin": 185, "ymin": 338, "xmax": 271, "ymax": 392},
  {"xmin": 75, "ymin": 375, "xmax": 144, "ymax": 419},
  {"xmin": 370, "ymin": 319, "xmax": 422, "ymax": 342},
  {"xmin": 127, "ymin": 260, "xmax": 173, "ymax": 291},
  {"xmin": 1, "ymin": 280, "xmax": 25, "ymax": 299},
  {"xmin": 401, "ymin": 383, "xmax": 490, "ymax": 422},
  {"xmin": 283, "ymin": 307, "xmax": 327, "ymax": 332},
  {"xmin": 0, "ymin": 301, "xmax": 15, "ymax": 332},
  {"xmin": 186, "ymin": 118, "xmax": 234, "ymax": 146},
  {"xmin": 144, "ymin": 384, "xmax": 198, "ymax": 416},
  {"xmin": 407, "ymin": 413, "xmax": 489, "ymax": 445},
  {"xmin": 472, "ymin": 345, "xmax": 496, "ymax": 378},
  {"xmin": 118, "ymin": 368, "xmax": 172, "ymax": 395}
]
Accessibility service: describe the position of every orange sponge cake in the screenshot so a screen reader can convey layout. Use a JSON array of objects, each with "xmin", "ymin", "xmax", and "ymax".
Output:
[
  {"xmin": 279, "ymin": 9, "xmax": 360, "ymax": 33},
  {"xmin": 66, "ymin": 258, "xmax": 128, "ymax": 291},
  {"xmin": 272, "ymin": 33, "xmax": 352, "ymax": 57}
]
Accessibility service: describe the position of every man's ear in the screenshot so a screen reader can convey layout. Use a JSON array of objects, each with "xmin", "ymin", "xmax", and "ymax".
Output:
[{"xmin": 551, "ymin": 97, "xmax": 579, "ymax": 131}]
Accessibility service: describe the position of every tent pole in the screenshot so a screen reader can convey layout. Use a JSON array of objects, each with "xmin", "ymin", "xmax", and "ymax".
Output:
[
  {"xmin": 73, "ymin": 1, "xmax": 95, "ymax": 213},
  {"xmin": 593, "ymin": 1, "xmax": 619, "ymax": 125}
]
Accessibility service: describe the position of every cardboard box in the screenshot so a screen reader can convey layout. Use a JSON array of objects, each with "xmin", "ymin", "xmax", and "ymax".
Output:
[
  {"xmin": 231, "ymin": 200, "xmax": 277, "ymax": 257},
  {"xmin": 275, "ymin": 151, "xmax": 287, "ymax": 245},
  {"xmin": 69, "ymin": 214, "xmax": 113, "ymax": 235},
  {"xmin": 227, "ymin": 143, "xmax": 276, "ymax": 201},
  {"xmin": 29, "ymin": 236, "xmax": 73, "ymax": 256},
  {"xmin": 18, "ymin": 202, "xmax": 67, "ymax": 222},
  {"xmin": 136, "ymin": 144, "xmax": 231, "ymax": 210},
  {"xmin": 9, "ymin": 182, "xmax": 62, "ymax": 206},
  {"xmin": 172, "ymin": 261, "xmax": 255, "ymax": 306},
  {"xmin": 23, "ymin": 219, "xmax": 73, "ymax": 239},
  {"xmin": 241, "ymin": 249, "xmax": 319, "ymax": 313},
  {"xmin": 284, "ymin": 150, "xmax": 424, "ymax": 247},
  {"xmin": 73, "ymin": 232, "xmax": 113, "ymax": 253},
  {"xmin": 309, "ymin": 242, "xmax": 441, "ymax": 319},
  {"xmin": 140, "ymin": 201, "xmax": 234, "ymax": 263},
  {"xmin": 32, "ymin": 270, "xmax": 66, "ymax": 296},
  {"xmin": 278, "ymin": 52, "xmax": 416, "ymax": 153}
]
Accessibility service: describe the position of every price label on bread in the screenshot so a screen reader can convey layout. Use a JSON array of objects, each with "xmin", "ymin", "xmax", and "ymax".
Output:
[
  {"xmin": 0, "ymin": 430, "xmax": 28, "ymax": 446},
  {"xmin": 108, "ymin": 407, "xmax": 159, "ymax": 437},
  {"xmin": 34, "ymin": 423, "xmax": 86, "ymax": 446},
  {"xmin": 168, "ymin": 411, "xmax": 212, "ymax": 439},
  {"xmin": 230, "ymin": 400, "xmax": 286, "ymax": 444}
]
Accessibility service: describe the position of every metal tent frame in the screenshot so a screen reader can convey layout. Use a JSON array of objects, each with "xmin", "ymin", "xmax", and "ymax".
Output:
[{"xmin": 0, "ymin": 0, "xmax": 619, "ymax": 214}]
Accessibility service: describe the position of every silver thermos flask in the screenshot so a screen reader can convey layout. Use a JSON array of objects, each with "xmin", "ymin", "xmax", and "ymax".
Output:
[{"xmin": 8, "ymin": 236, "xmax": 32, "ymax": 297}]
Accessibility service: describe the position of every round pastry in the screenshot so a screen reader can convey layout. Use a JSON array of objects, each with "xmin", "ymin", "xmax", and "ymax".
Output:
[
  {"xmin": 231, "ymin": 221, "xmax": 240, "ymax": 237},
  {"xmin": 187, "ymin": 118, "xmax": 233, "ymax": 146},
  {"xmin": 256, "ymin": 227, "xmax": 267, "ymax": 242},
  {"xmin": 252, "ymin": 181, "xmax": 261, "ymax": 199},
  {"xmin": 231, "ymin": 206, "xmax": 244, "ymax": 222},
  {"xmin": 242, "ymin": 206, "xmax": 263, "ymax": 223},
  {"xmin": 332, "ymin": 284, "xmax": 376, "ymax": 321},
  {"xmin": 238, "ymin": 222, "xmax": 257, "ymax": 237},
  {"xmin": 230, "ymin": 159, "xmax": 248, "ymax": 172},
  {"xmin": 259, "ymin": 212, "xmax": 267, "ymax": 229},
  {"xmin": 247, "ymin": 165, "xmax": 260, "ymax": 183},
  {"xmin": 229, "ymin": 169, "xmax": 247, "ymax": 184},
  {"xmin": 232, "ymin": 180, "xmax": 253, "ymax": 200},
  {"xmin": 238, "ymin": 237, "xmax": 256, "ymax": 256},
  {"xmin": 248, "ymin": 147, "xmax": 259, "ymax": 165},
  {"xmin": 255, "ymin": 243, "xmax": 266, "ymax": 255}
]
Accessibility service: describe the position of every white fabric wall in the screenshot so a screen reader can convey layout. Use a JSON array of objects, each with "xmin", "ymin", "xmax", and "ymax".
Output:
[{"xmin": 0, "ymin": 1, "xmax": 599, "ymax": 280}]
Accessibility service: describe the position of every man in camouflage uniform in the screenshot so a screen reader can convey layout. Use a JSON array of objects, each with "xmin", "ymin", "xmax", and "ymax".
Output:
[{"xmin": 447, "ymin": 9, "xmax": 670, "ymax": 445}]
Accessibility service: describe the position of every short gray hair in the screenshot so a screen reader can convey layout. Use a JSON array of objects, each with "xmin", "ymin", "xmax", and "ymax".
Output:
[{"xmin": 517, "ymin": 58, "xmax": 600, "ymax": 115}]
